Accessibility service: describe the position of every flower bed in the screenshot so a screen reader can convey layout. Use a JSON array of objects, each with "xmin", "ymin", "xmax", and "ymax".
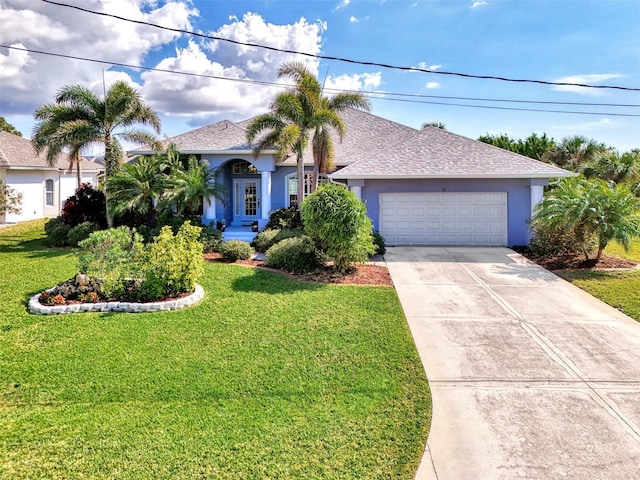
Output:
[{"xmin": 29, "ymin": 284, "xmax": 204, "ymax": 315}]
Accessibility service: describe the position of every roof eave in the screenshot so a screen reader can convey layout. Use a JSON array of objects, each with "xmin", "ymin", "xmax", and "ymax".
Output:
[
  {"xmin": 128, "ymin": 149, "xmax": 277, "ymax": 156},
  {"xmin": 329, "ymin": 172, "xmax": 577, "ymax": 180}
]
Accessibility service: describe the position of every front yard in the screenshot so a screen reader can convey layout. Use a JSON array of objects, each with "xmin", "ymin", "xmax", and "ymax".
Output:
[
  {"xmin": 0, "ymin": 220, "xmax": 430, "ymax": 479},
  {"xmin": 558, "ymin": 238, "xmax": 640, "ymax": 322}
]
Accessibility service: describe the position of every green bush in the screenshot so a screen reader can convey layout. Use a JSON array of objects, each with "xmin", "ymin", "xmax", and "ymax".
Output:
[
  {"xmin": 77, "ymin": 223, "xmax": 204, "ymax": 301},
  {"xmin": 67, "ymin": 222, "xmax": 102, "ymax": 247},
  {"xmin": 372, "ymin": 232, "xmax": 386, "ymax": 255},
  {"xmin": 302, "ymin": 184, "xmax": 375, "ymax": 272},
  {"xmin": 44, "ymin": 217, "xmax": 71, "ymax": 247},
  {"xmin": 220, "ymin": 240, "xmax": 253, "ymax": 261},
  {"xmin": 78, "ymin": 227, "xmax": 145, "ymax": 298},
  {"xmin": 200, "ymin": 225, "xmax": 223, "ymax": 253},
  {"xmin": 254, "ymin": 228, "xmax": 280, "ymax": 252},
  {"xmin": 265, "ymin": 206, "xmax": 302, "ymax": 230},
  {"xmin": 265, "ymin": 236, "xmax": 324, "ymax": 274},
  {"xmin": 145, "ymin": 222, "xmax": 203, "ymax": 296},
  {"xmin": 254, "ymin": 227, "xmax": 303, "ymax": 252}
]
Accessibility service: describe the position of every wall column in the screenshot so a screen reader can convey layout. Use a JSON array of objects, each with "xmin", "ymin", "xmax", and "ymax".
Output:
[
  {"xmin": 203, "ymin": 195, "xmax": 217, "ymax": 225},
  {"xmin": 350, "ymin": 185, "xmax": 362, "ymax": 200},
  {"xmin": 530, "ymin": 184, "xmax": 544, "ymax": 217},
  {"xmin": 260, "ymin": 170, "xmax": 272, "ymax": 223}
]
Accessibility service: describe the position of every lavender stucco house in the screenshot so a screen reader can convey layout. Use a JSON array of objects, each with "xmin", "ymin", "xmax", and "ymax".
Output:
[{"xmin": 134, "ymin": 108, "xmax": 572, "ymax": 246}]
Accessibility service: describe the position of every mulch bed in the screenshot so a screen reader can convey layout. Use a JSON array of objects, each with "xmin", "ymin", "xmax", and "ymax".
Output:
[
  {"xmin": 513, "ymin": 247, "xmax": 638, "ymax": 271},
  {"xmin": 203, "ymin": 253, "xmax": 393, "ymax": 286}
]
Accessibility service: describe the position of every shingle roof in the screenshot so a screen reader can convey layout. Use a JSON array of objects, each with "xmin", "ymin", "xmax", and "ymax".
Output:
[
  {"xmin": 0, "ymin": 131, "xmax": 103, "ymax": 171},
  {"xmin": 330, "ymin": 126, "xmax": 574, "ymax": 179},
  {"xmin": 133, "ymin": 108, "xmax": 417, "ymax": 166}
]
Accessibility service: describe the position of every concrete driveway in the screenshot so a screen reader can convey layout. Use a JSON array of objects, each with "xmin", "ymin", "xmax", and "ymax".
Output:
[{"xmin": 385, "ymin": 247, "xmax": 640, "ymax": 480}]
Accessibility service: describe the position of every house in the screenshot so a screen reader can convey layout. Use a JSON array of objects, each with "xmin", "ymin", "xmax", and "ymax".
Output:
[
  {"xmin": 133, "ymin": 108, "xmax": 572, "ymax": 246},
  {"xmin": 0, "ymin": 131, "xmax": 104, "ymax": 224}
]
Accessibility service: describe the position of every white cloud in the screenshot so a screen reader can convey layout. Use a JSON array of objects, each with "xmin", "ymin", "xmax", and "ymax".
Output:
[
  {"xmin": 414, "ymin": 62, "xmax": 442, "ymax": 72},
  {"xmin": 552, "ymin": 73, "xmax": 625, "ymax": 95},
  {"xmin": 471, "ymin": 1, "xmax": 488, "ymax": 8},
  {"xmin": 324, "ymin": 72, "xmax": 382, "ymax": 92},
  {"xmin": 350, "ymin": 16, "xmax": 358, "ymax": 23},
  {"xmin": 426, "ymin": 82, "xmax": 440, "ymax": 89},
  {"xmin": 0, "ymin": 0, "xmax": 197, "ymax": 115},
  {"xmin": 335, "ymin": 0, "xmax": 350, "ymax": 10},
  {"xmin": 141, "ymin": 13, "xmax": 325, "ymax": 119}
]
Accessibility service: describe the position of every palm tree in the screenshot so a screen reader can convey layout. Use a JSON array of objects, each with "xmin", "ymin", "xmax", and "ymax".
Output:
[
  {"xmin": 543, "ymin": 135, "xmax": 611, "ymax": 171},
  {"xmin": 533, "ymin": 176, "xmax": 640, "ymax": 261},
  {"xmin": 163, "ymin": 156, "xmax": 226, "ymax": 218},
  {"xmin": 106, "ymin": 154, "xmax": 166, "ymax": 226},
  {"xmin": 33, "ymin": 80, "xmax": 161, "ymax": 224},
  {"xmin": 246, "ymin": 62, "xmax": 370, "ymax": 207}
]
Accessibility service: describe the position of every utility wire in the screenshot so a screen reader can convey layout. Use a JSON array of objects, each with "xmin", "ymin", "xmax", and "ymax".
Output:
[
  {"xmin": 4, "ymin": 44, "xmax": 640, "ymax": 118},
  {"xmin": 38, "ymin": 0, "xmax": 640, "ymax": 92}
]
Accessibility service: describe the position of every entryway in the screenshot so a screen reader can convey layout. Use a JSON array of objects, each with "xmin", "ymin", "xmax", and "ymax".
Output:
[{"xmin": 232, "ymin": 178, "xmax": 260, "ymax": 226}]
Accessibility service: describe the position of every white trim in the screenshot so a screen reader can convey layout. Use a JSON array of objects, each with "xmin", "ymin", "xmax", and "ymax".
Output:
[{"xmin": 330, "ymin": 172, "xmax": 576, "ymax": 180}]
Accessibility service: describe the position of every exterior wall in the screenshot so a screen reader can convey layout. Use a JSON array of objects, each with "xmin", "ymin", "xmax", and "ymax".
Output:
[
  {"xmin": 2, "ymin": 169, "xmax": 99, "ymax": 224},
  {"xmin": 359, "ymin": 178, "xmax": 535, "ymax": 246}
]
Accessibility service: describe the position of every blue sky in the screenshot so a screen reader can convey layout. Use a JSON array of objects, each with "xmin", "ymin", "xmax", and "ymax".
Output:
[{"xmin": 1, "ymin": 0, "xmax": 639, "ymax": 152}]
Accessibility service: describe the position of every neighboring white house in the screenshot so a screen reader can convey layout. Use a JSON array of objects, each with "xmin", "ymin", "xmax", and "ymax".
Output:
[{"xmin": 0, "ymin": 131, "xmax": 104, "ymax": 224}]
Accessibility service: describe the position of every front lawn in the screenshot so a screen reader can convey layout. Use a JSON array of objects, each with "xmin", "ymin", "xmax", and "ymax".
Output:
[
  {"xmin": 0, "ymin": 220, "xmax": 430, "ymax": 479},
  {"xmin": 557, "ymin": 238, "xmax": 640, "ymax": 323}
]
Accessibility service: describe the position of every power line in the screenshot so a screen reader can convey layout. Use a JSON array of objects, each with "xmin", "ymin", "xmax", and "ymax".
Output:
[
  {"xmin": 38, "ymin": 0, "xmax": 640, "ymax": 92},
  {"xmin": 4, "ymin": 44, "xmax": 640, "ymax": 119}
]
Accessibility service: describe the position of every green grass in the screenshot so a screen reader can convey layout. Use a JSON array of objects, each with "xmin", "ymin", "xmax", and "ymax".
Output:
[
  {"xmin": 605, "ymin": 236, "xmax": 640, "ymax": 262},
  {"xmin": 0, "ymin": 220, "xmax": 430, "ymax": 479},
  {"xmin": 558, "ymin": 237, "xmax": 640, "ymax": 323}
]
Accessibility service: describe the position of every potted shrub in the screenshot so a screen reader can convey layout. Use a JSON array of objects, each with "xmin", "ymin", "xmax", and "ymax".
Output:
[{"xmin": 251, "ymin": 220, "xmax": 259, "ymax": 232}]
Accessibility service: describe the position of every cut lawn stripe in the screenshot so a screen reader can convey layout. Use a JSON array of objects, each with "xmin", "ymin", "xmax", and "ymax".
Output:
[{"xmin": 0, "ymin": 220, "xmax": 431, "ymax": 479}]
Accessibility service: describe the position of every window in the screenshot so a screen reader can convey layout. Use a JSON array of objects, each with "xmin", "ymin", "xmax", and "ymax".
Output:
[
  {"xmin": 45, "ymin": 179, "xmax": 54, "ymax": 206},
  {"xmin": 232, "ymin": 161, "xmax": 258, "ymax": 175},
  {"xmin": 286, "ymin": 173, "xmax": 329, "ymax": 207}
]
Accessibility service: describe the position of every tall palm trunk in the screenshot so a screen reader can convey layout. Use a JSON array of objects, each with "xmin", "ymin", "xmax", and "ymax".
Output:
[
  {"xmin": 296, "ymin": 145, "xmax": 305, "ymax": 210},
  {"xmin": 74, "ymin": 152, "xmax": 83, "ymax": 187}
]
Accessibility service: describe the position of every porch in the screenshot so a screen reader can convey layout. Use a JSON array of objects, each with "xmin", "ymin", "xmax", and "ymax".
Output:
[{"xmin": 221, "ymin": 225, "xmax": 257, "ymax": 243}]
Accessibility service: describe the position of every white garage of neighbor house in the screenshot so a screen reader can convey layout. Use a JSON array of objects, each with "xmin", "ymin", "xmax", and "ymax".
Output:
[
  {"xmin": 329, "ymin": 123, "xmax": 574, "ymax": 247},
  {"xmin": 0, "ymin": 131, "xmax": 104, "ymax": 224}
]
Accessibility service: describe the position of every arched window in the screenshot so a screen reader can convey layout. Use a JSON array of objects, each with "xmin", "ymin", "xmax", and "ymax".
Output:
[
  {"xmin": 45, "ymin": 179, "xmax": 55, "ymax": 206},
  {"xmin": 284, "ymin": 173, "xmax": 329, "ymax": 207}
]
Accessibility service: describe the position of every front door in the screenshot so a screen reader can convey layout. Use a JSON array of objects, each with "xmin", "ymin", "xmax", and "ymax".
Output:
[{"xmin": 232, "ymin": 179, "xmax": 260, "ymax": 225}]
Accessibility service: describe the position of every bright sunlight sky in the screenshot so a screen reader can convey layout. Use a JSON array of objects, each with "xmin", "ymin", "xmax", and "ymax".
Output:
[{"xmin": 1, "ymin": 0, "xmax": 639, "ymax": 152}]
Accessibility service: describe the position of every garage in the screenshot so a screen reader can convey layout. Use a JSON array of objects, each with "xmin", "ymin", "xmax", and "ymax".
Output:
[{"xmin": 379, "ymin": 192, "xmax": 507, "ymax": 246}]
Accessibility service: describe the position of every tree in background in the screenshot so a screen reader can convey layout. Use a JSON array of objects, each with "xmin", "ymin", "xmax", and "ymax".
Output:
[
  {"xmin": 33, "ymin": 81, "xmax": 161, "ymax": 225},
  {"xmin": 478, "ymin": 132, "xmax": 556, "ymax": 161},
  {"xmin": 542, "ymin": 135, "xmax": 612, "ymax": 170},
  {"xmin": 422, "ymin": 121, "xmax": 447, "ymax": 130},
  {"xmin": 0, "ymin": 180, "xmax": 23, "ymax": 216},
  {"xmin": 0, "ymin": 116, "xmax": 22, "ymax": 137}
]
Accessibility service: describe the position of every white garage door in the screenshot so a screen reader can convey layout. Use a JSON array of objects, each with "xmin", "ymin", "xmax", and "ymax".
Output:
[{"xmin": 379, "ymin": 192, "xmax": 507, "ymax": 246}]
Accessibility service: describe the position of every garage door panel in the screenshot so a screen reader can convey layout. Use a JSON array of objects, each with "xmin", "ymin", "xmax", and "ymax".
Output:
[{"xmin": 379, "ymin": 192, "xmax": 507, "ymax": 246}]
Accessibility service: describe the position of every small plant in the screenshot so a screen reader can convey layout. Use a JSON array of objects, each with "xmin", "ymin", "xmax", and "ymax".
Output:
[
  {"xmin": 200, "ymin": 225, "xmax": 223, "ymax": 253},
  {"xmin": 44, "ymin": 217, "xmax": 71, "ymax": 247},
  {"xmin": 61, "ymin": 183, "xmax": 107, "ymax": 228},
  {"xmin": 253, "ymin": 229, "xmax": 280, "ymax": 252},
  {"xmin": 67, "ymin": 222, "xmax": 102, "ymax": 247},
  {"xmin": 219, "ymin": 240, "xmax": 253, "ymax": 262},
  {"xmin": 265, "ymin": 206, "xmax": 302, "ymax": 230},
  {"xmin": 264, "ymin": 236, "xmax": 324, "ymax": 274},
  {"xmin": 78, "ymin": 291, "xmax": 99, "ymax": 303},
  {"xmin": 372, "ymin": 232, "xmax": 386, "ymax": 255}
]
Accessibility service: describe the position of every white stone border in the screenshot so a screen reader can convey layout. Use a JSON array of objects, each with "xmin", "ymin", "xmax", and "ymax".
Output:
[{"xmin": 28, "ymin": 284, "xmax": 205, "ymax": 315}]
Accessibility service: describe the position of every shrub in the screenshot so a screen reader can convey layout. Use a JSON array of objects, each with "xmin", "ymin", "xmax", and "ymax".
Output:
[
  {"xmin": 78, "ymin": 227, "xmax": 145, "ymax": 298},
  {"xmin": 528, "ymin": 224, "xmax": 587, "ymax": 260},
  {"xmin": 254, "ymin": 228, "xmax": 303, "ymax": 252},
  {"xmin": 145, "ymin": 222, "xmax": 203, "ymax": 297},
  {"xmin": 264, "ymin": 236, "xmax": 324, "ymax": 274},
  {"xmin": 61, "ymin": 183, "xmax": 107, "ymax": 228},
  {"xmin": 200, "ymin": 225, "xmax": 223, "ymax": 253},
  {"xmin": 219, "ymin": 240, "xmax": 253, "ymax": 262},
  {"xmin": 254, "ymin": 229, "xmax": 280, "ymax": 252},
  {"xmin": 44, "ymin": 216, "xmax": 71, "ymax": 247},
  {"xmin": 265, "ymin": 206, "xmax": 302, "ymax": 230},
  {"xmin": 372, "ymin": 232, "xmax": 386, "ymax": 255},
  {"xmin": 302, "ymin": 184, "xmax": 375, "ymax": 272},
  {"xmin": 67, "ymin": 222, "xmax": 101, "ymax": 247}
]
